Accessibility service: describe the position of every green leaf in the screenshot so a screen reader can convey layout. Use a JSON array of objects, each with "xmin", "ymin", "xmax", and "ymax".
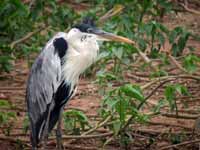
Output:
[
  {"xmin": 153, "ymin": 99, "xmax": 166, "ymax": 113},
  {"xmin": 105, "ymin": 98, "xmax": 119, "ymax": 110},
  {"xmin": 115, "ymin": 98, "xmax": 127, "ymax": 123},
  {"xmin": 169, "ymin": 27, "xmax": 183, "ymax": 43},
  {"xmin": 174, "ymin": 84, "xmax": 190, "ymax": 96},
  {"xmin": 150, "ymin": 70, "xmax": 168, "ymax": 77},
  {"xmin": 113, "ymin": 47, "xmax": 123, "ymax": 60},
  {"xmin": 183, "ymin": 54, "xmax": 200, "ymax": 73},
  {"xmin": 63, "ymin": 110, "xmax": 90, "ymax": 132},
  {"xmin": 120, "ymin": 84, "xmax": 144, "ymax": 101},
  {"xmin": 157, "ymin": 32, "xmax": 165, "ymax": 46},
  {"xmin": 96, "ymin": 51, "xmax": 110, "ymax": 61},
  {"xmin": 164, "ymin": 85, "xmax": 176, "ymax": 111},
  {"xmin": 0, "ymin": 100, "xmax": 11, "ymax": 108},
  {"xmin": 113, "ymin": 120, "xmax": 121, "ymax": 135},
  {"xmin": 177, "ymin": 32, "xmax": 190, "ymax": 53},
  {"xmin": 138, "ymin": 38, "xmax": 147, "ymax": 51},
  {"xmin": 171, "ymin": 43, "xmax": 179, "ymax": 57}
]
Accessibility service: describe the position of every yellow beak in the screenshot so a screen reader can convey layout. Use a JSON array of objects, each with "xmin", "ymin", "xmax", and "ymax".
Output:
[{"xmin": 87, "ymin": 28, "xmax": 135, "ymax": 45}]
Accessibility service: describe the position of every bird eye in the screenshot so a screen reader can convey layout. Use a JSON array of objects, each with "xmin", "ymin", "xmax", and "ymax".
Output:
[
  {"xmin": 87, "ymin": 28, "xmax": 92, "ymax": 33},
  {"xmin": 81, "ymin": 35, "xmax": 87, "ymax": 42}
]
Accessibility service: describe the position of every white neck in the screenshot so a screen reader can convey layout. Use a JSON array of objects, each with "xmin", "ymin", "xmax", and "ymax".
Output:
[{"xmin": 61, "ymin": 40, "xmax": 99, "ymax": 88}]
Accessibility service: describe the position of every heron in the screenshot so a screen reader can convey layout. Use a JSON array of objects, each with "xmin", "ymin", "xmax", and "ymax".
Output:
[{"xmin": 26, "ymin": 19, "xmax": 134, "ymax": 150}]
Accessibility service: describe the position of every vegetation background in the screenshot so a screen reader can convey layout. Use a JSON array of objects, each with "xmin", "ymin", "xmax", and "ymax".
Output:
[{"xmin": 0, "ymin": 0, "xmax": 200, "ymax": 149}]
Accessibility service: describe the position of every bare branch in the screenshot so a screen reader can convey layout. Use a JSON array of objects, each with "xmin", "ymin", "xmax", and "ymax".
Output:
[
  {"xmin": 179, "ymin": 3, "xmax": 200, "ymax": 15},
  {"xmin": 10, "ymin": 26, "xmax": 49, "ymax": 49},
  {"xmin": 160, "ymin": 139, "xmax": 200, "ymax": 150},
  {"xmin": 167, "ymin": 54, "xmax": 188, "ymax": 73},
  {"xmin": 98, "ymin": 5, "xmax": 124, "ymax": 24}
]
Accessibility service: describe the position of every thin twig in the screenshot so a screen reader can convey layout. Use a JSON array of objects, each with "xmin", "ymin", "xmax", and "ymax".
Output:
[
  {"xmin": 161, "ymin": 113, "xmax": 200, "ymax": 120},
  {"xmin": 65, "ymin": 115, "xmax": 112, "ymax": 145},
  {"xmin": 147, "ymin": 121, "xmax": 192, "ymax": 130},
  {"xmin": 141, "ymin": 75, "xmax": 200, "ymax": 89},
  {"xmin": 168, "ymin": 54, "xmax": 187, "ymax": 73},
  {"xmin": 98, "ymin": 5, "xmax": 124, "ymax": 24},
  {"xmin": 138, "ymin": 79, "xmax": 175, "ymax": 109},
  {"xmin": 82, "ymin": 115, "xmax": 112, "ymax": 135},
  {"xmin": 10, "ymin": 26, "xmax": 49, "ymax": 49},
  {"xmin": 179, "ymin": 3, "xmax": 200, "ymax": 15},
  {"xmin": 49, "ymin": 132, "xmax": 113, "ymax": 140},
  {"xmin": 0, "ymin": 136, "xmax": 30, "ymax": 147},
  {"xmin": 160, "ymin": 139, "xmax": 200, "ymax": 150},
  {"xmin": 0, "ymin": 87, "xmax": 25, "ymax": 90}
]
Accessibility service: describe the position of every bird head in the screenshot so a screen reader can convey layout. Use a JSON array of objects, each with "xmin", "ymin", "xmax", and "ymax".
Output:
[{"xmin": 67, "ymin": 17, "xmax": 134, "ymax": 45}]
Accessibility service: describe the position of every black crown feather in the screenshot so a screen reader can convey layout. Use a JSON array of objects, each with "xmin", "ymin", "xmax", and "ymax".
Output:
[{"xmin": 73, "ymin": 17, "xmax": 96, "ymax": 33}]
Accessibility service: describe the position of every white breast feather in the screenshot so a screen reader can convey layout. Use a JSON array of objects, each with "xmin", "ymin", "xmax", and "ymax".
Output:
[{"xmin": 62, "ymin": 35, "xmax": 99, "ymax": 92}]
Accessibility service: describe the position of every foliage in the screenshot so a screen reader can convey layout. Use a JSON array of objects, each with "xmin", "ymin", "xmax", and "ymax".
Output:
[
  {"xmin": 0, "ymin": 99, "xmax": 16, "ymax": 135},
  {"xmin": 22, "ymin": 115, "xmax": 30, "ymax": 134},
  {"xmin": 183, "ymin": 54, "xmax": 200, "ymax": 73},
  {"xmin": 100, "ymin": 84, "xmax": 149, "ymax": 138},
  {"xmin": 63, "ymin": 110, "xmax": 91, "ymax": 134},
  {"xmin": 0, "ymin": 0, "xmax": 79, "ymax": 72},
  {"xmin": 164, "ymin": 84, "xmax": 190, "ymax": 112}
]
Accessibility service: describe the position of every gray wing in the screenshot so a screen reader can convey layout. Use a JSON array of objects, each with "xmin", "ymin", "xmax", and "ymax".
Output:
[
  {"xmin": 26, "ymin": 32, "xmax": 68, "ymax": 123},
  {"xmin": 26, "ymin": 40, "xmax": 61, "ymax": 124},
  {"xmin": 26, "ymin": 32, "xmax": 70, "ymax": 146}
]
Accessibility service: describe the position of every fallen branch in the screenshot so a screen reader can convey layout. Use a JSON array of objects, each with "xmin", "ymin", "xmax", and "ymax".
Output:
[
  {"xmin": 167, "ymin": 54, "xmax": 188, "ymax": 73},
  {"xmin": 10, "ymin": 26, "xmax": 49, "ymax": 49},
  {"xmin": 133, "ymin": 128, "xmax": 192, "ymax": 136},
  {"xmin": 161, "ymin": 113, "xmax": 200, "ymax": 120},
  {"xmin": 65, "ymin": 115, "xmax": 112, "ymax": 145},
  {"xmin": 49, "ymin": 132, "xmax": 113, "ymax": 140},
  {"xmin": 64, "ymin": 144, "xmax": 98, "ymax": 150},
  {"xmin": 160, "ymin": 139, "xmax": 200, "ymax": 150},
  {"xmin": 141, "ymin": 74, "xmax": 200, "ymax": 89},
  {"xmin": 0, "ymin": 87, "xmax": 25, "ymax": 91},
  {"xmin": 147, "ymin": 121, "xmax": 192, "ymax": 130},
  {"xmin": 134, "ymin": 46, "xmax": 158, "ymax": 72},
  {"xmin": 82, "ymin": 115, "xmax": 112, "ymax": 135},
  {"xmin": 0, "ymin": 136, "xmax": 30, "ymax": 147},
  {"xmin": 179, "ymin": 3, "xmax": 200, "ymax": 15},
  {"xmin": 98, "ymin": 5, "xmax": 124, "ymax": 24}
]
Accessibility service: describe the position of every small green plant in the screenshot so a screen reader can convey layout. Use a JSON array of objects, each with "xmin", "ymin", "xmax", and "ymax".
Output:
[
  {"xmin": 0, "ymin": 99, "xmax": 16, "ymax": 136},
  {"xmin": 164, "ymin": 84, "xmax": 190, "ymax": 112},
  {"xmin": 63, "ymin": 110, "xmax": 91, "ymax": 135},
  {"xmin": 183, "ymin": 54, "xmax": 200, "ymax": 73},
  {"xmin": 22, "ymin": 115, "xmax": 30, "ymax": 134},
  {"xmin": 100, "ymin": 84, "xmax": 149, "ymax": 146}
]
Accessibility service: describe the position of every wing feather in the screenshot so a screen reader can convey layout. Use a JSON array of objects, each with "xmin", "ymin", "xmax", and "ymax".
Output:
[
  {"xmin": 26, "ymin": 32, "xmax": 70, "ymax": 146},
  {"xmin": 26, "ymin": 44, "xmax": 61, "ymax": 122},
  {"xmin": 26, "ymin": 36, "xmax": 62, "ymax": 145}
]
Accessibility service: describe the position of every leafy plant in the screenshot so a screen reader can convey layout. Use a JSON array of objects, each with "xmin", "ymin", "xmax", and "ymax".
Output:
[
  {"xmin": 0, "ymin": 99, "xmax": 16, "ymax": 135},
  {"xmin": 22, "ymin": 115, "xmax": 30, "ymax": 134},
  {"xmin": 164, "ymin": 84, "xmax": 190, "ymax": 112},
  {"xmin": 63, "ymin": 110, "xmax": 91, "ymax": 134},
  {"xmin": 183, "ymin": 54, "xmax": 200, "ymax": 73},
  {"xmin": 100, "ymin": 84, "xmax": 148, "ymax": 138},
  {"xmin": 169, "ymin": 27, "xmax": 191, "ymax": 57}
]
